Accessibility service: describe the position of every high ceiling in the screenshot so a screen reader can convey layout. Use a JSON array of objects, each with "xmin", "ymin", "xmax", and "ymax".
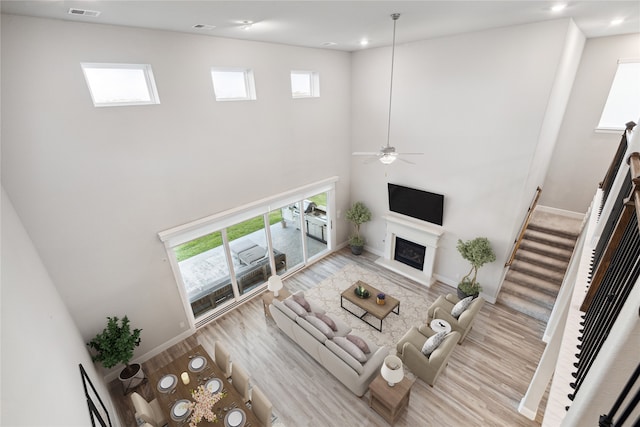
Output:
[{"xmin": 2, "ymin": 1, "xmax": 639, "ymax": 51}]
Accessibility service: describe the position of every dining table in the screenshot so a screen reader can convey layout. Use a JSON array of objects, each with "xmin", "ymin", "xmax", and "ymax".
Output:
[{"xmin": 147, "ymin": 344, "xmax": 263, "ymax": 427}]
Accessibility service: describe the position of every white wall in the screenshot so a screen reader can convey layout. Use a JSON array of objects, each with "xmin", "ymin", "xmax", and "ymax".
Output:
[
  {"xmin": 351, "ymin": 19, "xmax": 583, "ymax": 300},
  {"xmin": 1, "ymin": 189, "xmax": 119, "ymax": 426},
  {"xmin": 1, "ymin": 15, "xmax": 351, "ymax": 367},
  {"xmin": 541, "ymin": 33, "xmax": 640, "ymax": 213}
]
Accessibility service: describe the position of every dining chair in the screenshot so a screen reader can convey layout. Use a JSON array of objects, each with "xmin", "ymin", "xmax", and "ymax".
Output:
[
  {"xmin": 130, "ymin": 392, "xmax": 168, "ymax": 427},
  {"xmin": 251, "ymin": 385, "xmax": 272, "ymax": 427},
  {"xmin": 231, "ymin": 362, "xmax": 250, "ymax": 403},
  {"xmin": 214, "ymin": 341, "xmax": 232, "ymax": 378}
]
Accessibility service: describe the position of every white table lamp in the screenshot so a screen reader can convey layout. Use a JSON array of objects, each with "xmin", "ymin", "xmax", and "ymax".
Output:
[
  {"xmin": 381, "ymin": 355, "xmax": 404, "ymax": 387},
  {"xmin": 268, "ymin": 275, "xmax": 284, "ymax": 297}
]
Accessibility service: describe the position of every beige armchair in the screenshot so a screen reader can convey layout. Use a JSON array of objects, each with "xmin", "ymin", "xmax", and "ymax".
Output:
[
  {"xmin": 396, "ymin": 325, "xmax": 460, "ymax": 386},
  {"xmin": 427, "ymin": 294, "xmax": 485, "ymax": 343}
]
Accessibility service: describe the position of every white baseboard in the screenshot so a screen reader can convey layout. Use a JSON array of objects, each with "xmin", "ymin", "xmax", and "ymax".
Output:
[{"xmin": 536, "ymin": 204, "xmax": 585, "ymax": 220}]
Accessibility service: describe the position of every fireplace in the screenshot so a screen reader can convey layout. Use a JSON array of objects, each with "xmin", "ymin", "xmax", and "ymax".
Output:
[
  {"xmin": 375, "ymin": 213, "xmax": 444, "ymax": 287},
  {"xmin": 394, "ymin": 237, "xmax": 426, "ymax": 270}
]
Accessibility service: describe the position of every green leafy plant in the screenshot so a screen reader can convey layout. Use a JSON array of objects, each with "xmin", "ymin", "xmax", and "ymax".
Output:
[
  {"xmin": 87, "ymin": 316, "xmax": 142, "ymax": 370},
  {"xmin": 346, "ymin": 201, "xmax": 372, "ymax": 247},
  {"xmin": 456, "ymin": 237, "xmax": 496, "ymax": 295}
]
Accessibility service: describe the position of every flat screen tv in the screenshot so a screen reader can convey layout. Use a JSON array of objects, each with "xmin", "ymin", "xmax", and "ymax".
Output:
[{"xmin": 388, "ymin": 183, "xmax": 444, "ymax": 226}]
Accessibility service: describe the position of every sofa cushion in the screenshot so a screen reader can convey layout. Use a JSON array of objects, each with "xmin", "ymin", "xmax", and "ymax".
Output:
[
  {"xmin": 421, "ymin": 331, "xmax": 447, "ymax": 356},
  {"xmin": 284, "ymin": 298, "xmax": 308, "ymax": 317},
  {"xmin": 451, "ymin": 296, "xmax": 473, "ymax": 319},
  {"xmin": 325, "ymin": 339, "xmax": 364, "ymax": 374},
  {"xmin": 333, "ymin": 336, "xmax": 367, "ymax": 363},
  {"xmin": 293, "ymin": 291, "xmax": 311, "ymax": 312},
  {"xmin": 271, "ymin": 299, "xmax": 296, "ymax": 321},
  {"xmin": 305, "ymin": 315, "xmax": 335, "ymax": 339},
  {"xmin": 296, "ymin": 316, "xmax": 328, "ymax": 343},
  {"xmin": 346, "ymin": 334, "xmax": 370, "ymax": 354},
  {"xmin": 315, "ymin": 312, "xmax": 338, "ymax": 331}
]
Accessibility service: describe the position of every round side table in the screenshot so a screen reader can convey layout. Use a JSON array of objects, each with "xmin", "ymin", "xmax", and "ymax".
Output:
[{"xmin": 430, "ymin": 318, "xmax": 452, "ymax": 333}]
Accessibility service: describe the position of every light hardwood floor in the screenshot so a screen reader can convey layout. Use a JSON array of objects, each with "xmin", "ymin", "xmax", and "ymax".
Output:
[{"xmin": 109, "ymin": 248, "xmax": 548, "ymax": 426}]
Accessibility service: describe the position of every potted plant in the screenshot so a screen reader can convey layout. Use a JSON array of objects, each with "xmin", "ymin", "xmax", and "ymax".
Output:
[
  {"xmin": 377, "ymin": 293, "xmax": 386, "ymax": 305},
  {"xmin": 346, "ymin": 201, "xmax": 372, "ymax": 255},
  {"xmin": 456, "ymin": 237, "xmax": 496, "ymax": 298},
  {"xmin": 87, "ymin": 316, "xmax": 144, "ymax": 390}
]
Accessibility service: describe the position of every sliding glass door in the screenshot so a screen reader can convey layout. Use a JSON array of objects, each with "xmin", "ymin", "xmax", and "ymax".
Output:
[{"xmin": 160, "ymin": 179, "xmax": 336, "ymax": 326}]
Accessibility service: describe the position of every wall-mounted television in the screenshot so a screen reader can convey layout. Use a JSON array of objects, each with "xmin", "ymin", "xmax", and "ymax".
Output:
[{"xmin": 388, "ymin": 183, "xmax": 444, "ymax": 226}]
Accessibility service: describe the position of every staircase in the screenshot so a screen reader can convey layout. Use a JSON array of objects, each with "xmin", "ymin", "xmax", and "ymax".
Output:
[{"xmin": 498, "ymin": 208, "xmax": 583, "ymax": 323}]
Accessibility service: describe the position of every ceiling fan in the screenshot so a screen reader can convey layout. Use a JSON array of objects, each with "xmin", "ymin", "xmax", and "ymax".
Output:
[{"xmin": 353, "ymin": 13, "xmax": 424, "ymax": 165}]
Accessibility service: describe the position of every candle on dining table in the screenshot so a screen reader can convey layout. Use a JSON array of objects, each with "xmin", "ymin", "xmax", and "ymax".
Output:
[{"xmin": 181, "ymin": 371, "xmax": 190, "ymax": 385}]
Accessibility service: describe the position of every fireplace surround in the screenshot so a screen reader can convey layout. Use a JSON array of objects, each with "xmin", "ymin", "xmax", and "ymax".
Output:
[{"xmin": 375, "ymin": 213, "xmax": 443, "ymax": 286}]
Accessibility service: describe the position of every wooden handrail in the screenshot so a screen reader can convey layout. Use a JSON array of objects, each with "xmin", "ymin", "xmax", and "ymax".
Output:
[{"xmin": 505, "ymin": 186, "xmax": 542, "ymax": 267}]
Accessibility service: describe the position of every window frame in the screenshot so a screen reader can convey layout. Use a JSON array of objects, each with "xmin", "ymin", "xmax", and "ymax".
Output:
[
  {"xmin": 210, "ymin": 67, "xmax": 257, "ymax": 102},
  {"xmin": 290, "ymin": 70, "xmax": 320, "ymax": 98},
  {"xmin": 80, "ymin": 62, "xmax": 160, "ymax": 107},
  {"xmin": 596, "ymin": 58, "xmax": 640, "ymax": 132}
]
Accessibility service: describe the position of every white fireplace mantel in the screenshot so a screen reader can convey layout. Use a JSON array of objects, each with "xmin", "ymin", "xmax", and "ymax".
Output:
[{"xmin": 375, "ymin": 213, "xmax": 444, "ymax": 286}]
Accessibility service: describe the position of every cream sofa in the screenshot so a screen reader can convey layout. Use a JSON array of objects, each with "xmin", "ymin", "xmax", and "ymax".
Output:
[{"xmin": 270, "ymin": 295, "xmax": 387, "ymax": 397}]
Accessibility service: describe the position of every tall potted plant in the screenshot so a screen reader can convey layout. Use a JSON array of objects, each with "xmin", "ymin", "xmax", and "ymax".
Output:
[
  {"xmin": 456, "ymin": 237, "xmax": 496, "ymax": 298},
  {"xmin": 87, "ymin": 316, "xmax": 144, "ymax": 390},
  {"xmin": 346, "ymin": 201, "xmax": 372, "ymax": 255}
]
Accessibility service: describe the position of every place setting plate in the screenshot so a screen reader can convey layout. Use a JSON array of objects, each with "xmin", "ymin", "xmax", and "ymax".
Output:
[
  {"xmin": 224, "ymin": 408, "xmax": 246, "ymax": 427},
  {"xmin": 170, "ymin": 399, "xmax": 192, "ymax": 422},
  {"xmin": 205, "ymin": 378, "xmax": 223, "ymax": 394},
  {"xmin": 189, "ymin": 355, "xmax": 207, "ymax": 372},
  {"xmin": 157, "ymin": 374, "xmax": 177, "ymax": 393}
]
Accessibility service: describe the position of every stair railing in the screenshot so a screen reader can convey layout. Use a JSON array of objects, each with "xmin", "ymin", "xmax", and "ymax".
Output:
[{"xmin": 505, "ymin": 186, "xmax": 542, "ymax": 267}]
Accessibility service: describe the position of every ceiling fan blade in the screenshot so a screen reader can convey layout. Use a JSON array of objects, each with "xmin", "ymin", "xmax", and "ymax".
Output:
[
  {"xmin": 398, "ymin": 157, "xmax": 416, "ymax": 164},
  {"xmin": 352, "ymin": 152, "xmax": 380, "ymax": 156},
  {"xmin": 396, "ymin": 152, "xmax": 424, "ymax": 155}
]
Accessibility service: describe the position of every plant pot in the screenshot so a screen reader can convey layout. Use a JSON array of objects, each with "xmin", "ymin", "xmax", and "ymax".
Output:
[
  {"xmin": 350, "ymin": 244, "xmax": 364, "ymax": 255},
  {"xmin": 457, "ymin": 287, "xmax": 479, "ymax": 300},
  {"xmin": 119, "ymin": 363, "xmax": 145, "ymax": 389},
  {"xmin": 377, "ymin": 297, "xmax": 386, "ymax": 305}
]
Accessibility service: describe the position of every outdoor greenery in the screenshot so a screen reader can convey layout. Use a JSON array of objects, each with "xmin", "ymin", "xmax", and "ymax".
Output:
[
  {"xmin": 456, "ymin": 237, "xmax": 496, "ymax": 295},
  {"xmin": 175, "ymin": 211, "xmax": 283, "ymax": 262}
]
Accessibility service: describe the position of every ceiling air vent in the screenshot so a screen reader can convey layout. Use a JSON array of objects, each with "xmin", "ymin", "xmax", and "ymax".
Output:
[
  {"xmin": 68, "ymin": 8, "xmax": 101, "ymax": 17},
  {"xmin": 193, "ymin": 24, "xmax": 216, "ymax": 30}
]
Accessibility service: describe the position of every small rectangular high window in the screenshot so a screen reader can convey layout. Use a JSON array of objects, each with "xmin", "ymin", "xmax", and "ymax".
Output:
[
  {"xmin": 211, "ymin": 68, "xmax": 257, "ymax": 101},
  {"xmin": 81, "ymin": 63, "xmax": 160, "ymax": 107},
  {"xmin": 597, "ymin": 59, "xmax": 640, "ymax": 131},
  {"xmin": 291, "ymin": 71, "xmax": 320, "ymax": 98}
]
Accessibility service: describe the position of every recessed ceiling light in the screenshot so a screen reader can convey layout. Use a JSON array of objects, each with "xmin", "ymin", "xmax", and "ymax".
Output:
[
  {"xmin": 193, "ymin": 24, "xmax": 216, "ymax": 30},
  {"xmin": 360, "ymin": 39, "xmax": 369, "ymax": 46},
  {"xmin": 321, "ymin": 42, "xmax": 337, "ymax": 47},
  {"xmin": 610, "ymin": 18, "xmax": 624, "ymax": 26},
  {"xmin": 241, "ymin": 20, "xmax": 253, "ymax": 30},
  {"xmin": 551, "ymin": 4, "xmax": 566, "ymax": 12}
]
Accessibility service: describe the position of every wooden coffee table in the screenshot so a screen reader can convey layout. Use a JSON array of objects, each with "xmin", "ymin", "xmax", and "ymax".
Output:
[{"xmin": 340, "ymin": 281, "xmax": 400, "ymax": 332}]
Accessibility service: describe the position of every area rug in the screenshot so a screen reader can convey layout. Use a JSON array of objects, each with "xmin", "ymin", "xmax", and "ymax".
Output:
[{"xmin": 303, "ymin": 263, "xmax": 431, "ymax": 363}]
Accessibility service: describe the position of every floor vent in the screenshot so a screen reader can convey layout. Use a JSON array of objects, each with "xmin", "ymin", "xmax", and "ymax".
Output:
[{"xmin": 68, "ymin": 8, "xmax": 101, "ymax": 17}]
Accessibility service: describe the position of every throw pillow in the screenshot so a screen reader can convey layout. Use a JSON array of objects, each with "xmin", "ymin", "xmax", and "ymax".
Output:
[
  {"xmin": 333, "ymin": 336, "xmax": 367, "ymax": 363},
  {"xmin": 421, "ymin": 331, "xmax": 447, "ymax": 356},
  {"xmin": 306, "ymin": 315, "xmax": 335, "ymax": 339},
  {"xmin": 292, "ymin": 292, "xmax": 311, "ymax": 312},
  {"xmin": 315, "ymin": 312, "xmax": 338, "ymax": 331},
  {"xmin": 346, "ymin": 334, "xmax": 370, "ymax": 354},
  {"xmin": 451, "ymin": 296, "xmax": 474, "ymax": 319},
  {"xmin": 283, "ymin": 298, "xmax": 308, "ymax": 317}
]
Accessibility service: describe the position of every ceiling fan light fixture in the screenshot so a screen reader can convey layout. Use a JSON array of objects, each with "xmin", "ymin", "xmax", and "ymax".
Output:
[{"xmin": 379, "ymin": 153, "xmax": 397, "ymax": 164}]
